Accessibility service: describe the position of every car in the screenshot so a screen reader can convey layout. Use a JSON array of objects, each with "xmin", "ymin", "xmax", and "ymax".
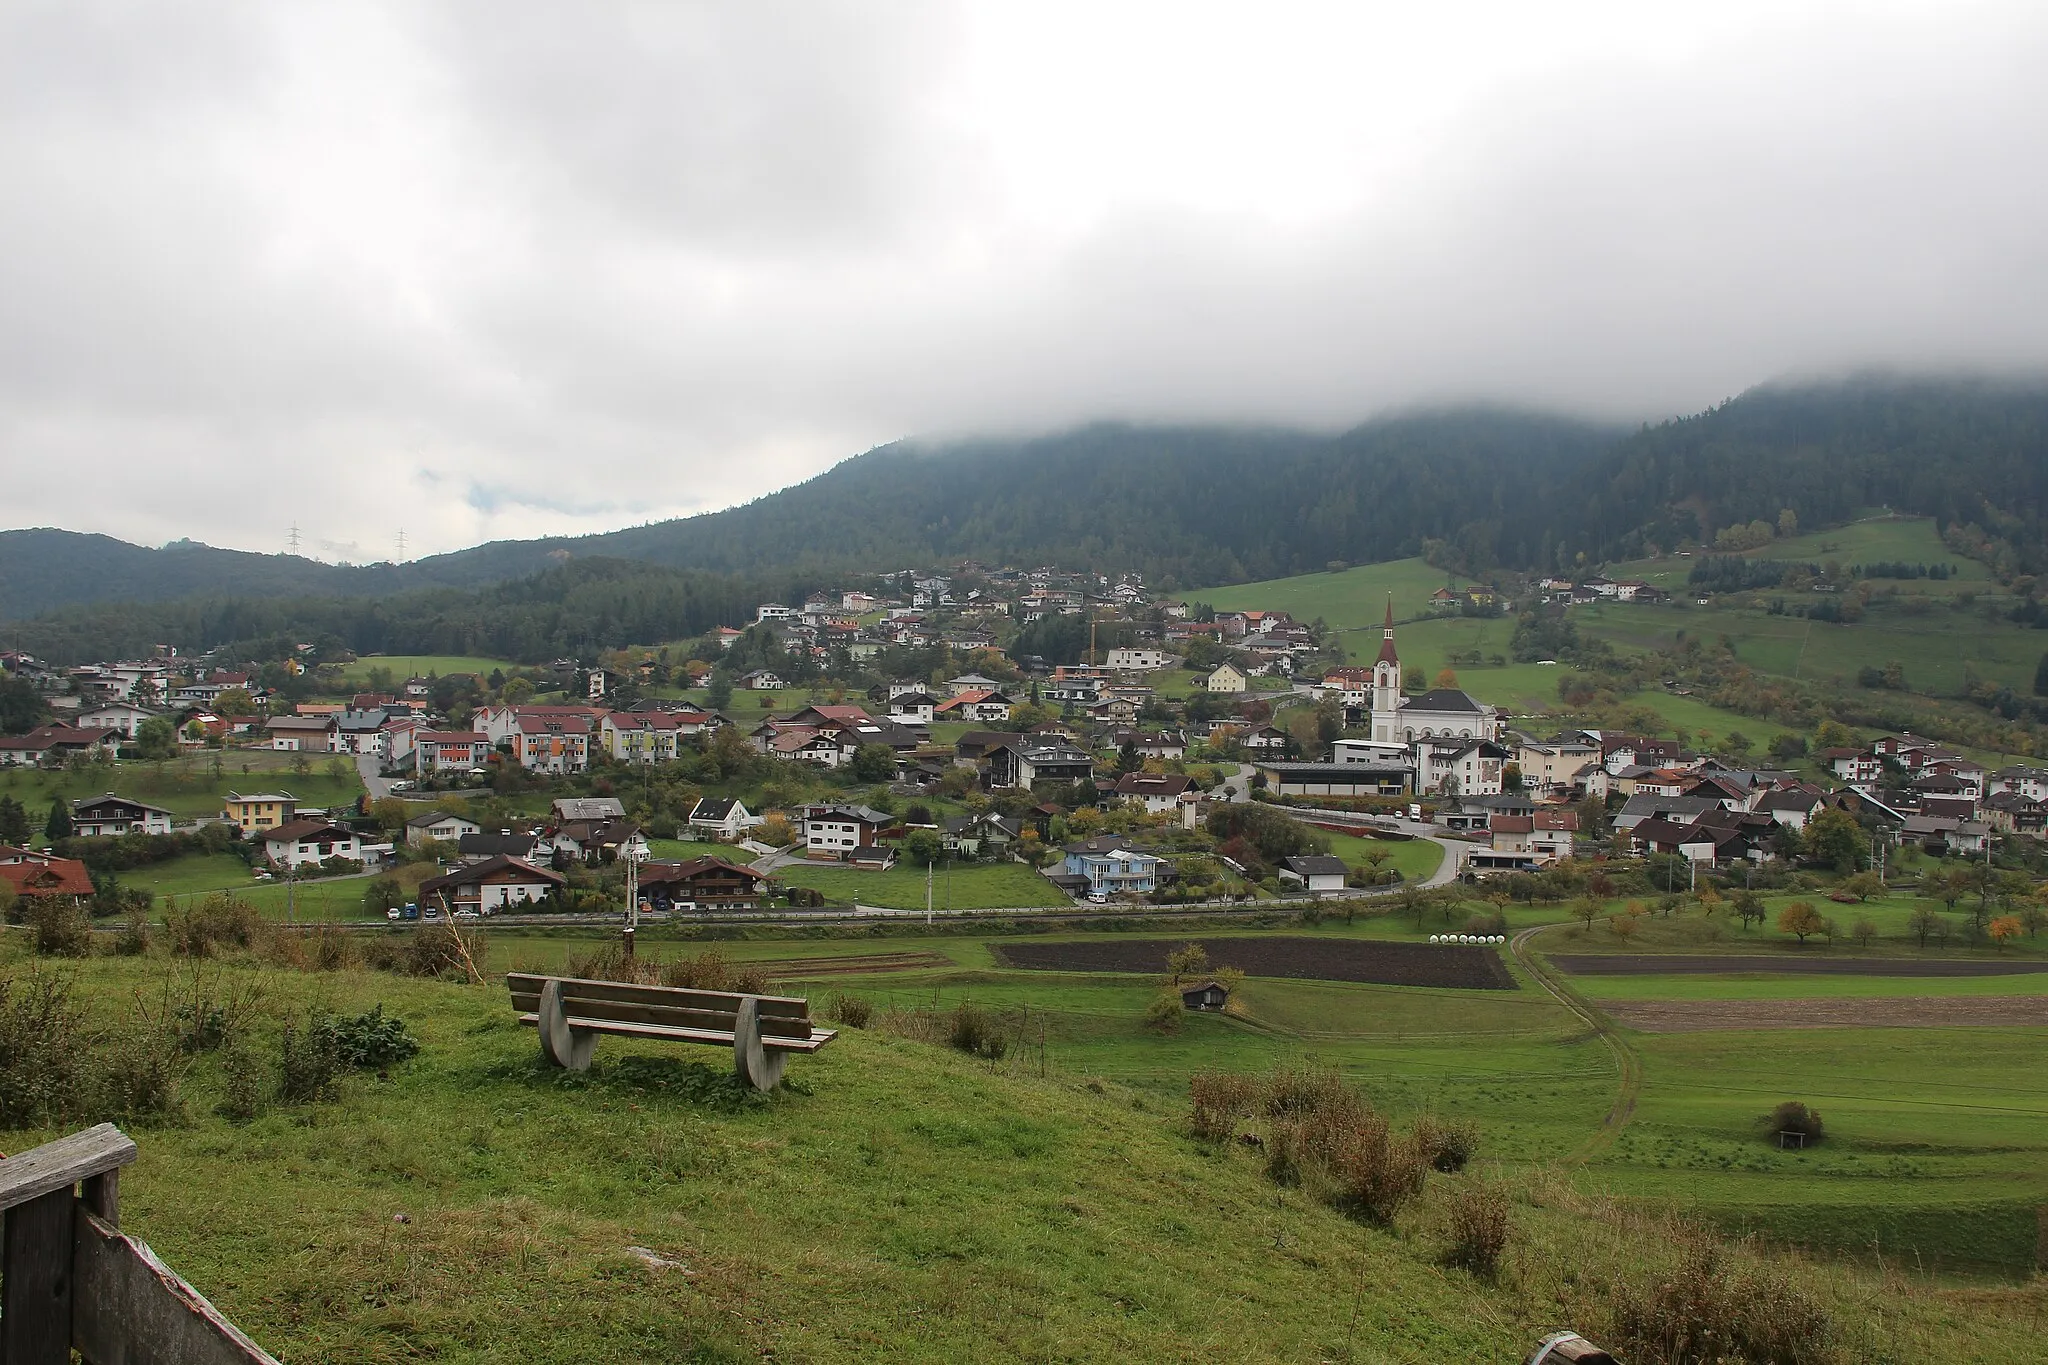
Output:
[
  {"xmin": 252, "ymin": 869, "xmax": 273, "ymax": 881},
  {"xmin": 453, "ymin": 908, "xmax": 481, "ymax": 921},
  {"xmin": 388, "ymin": 780, "xmax": 415, "ymax": 792},
  {"xmin": 385, "ymin": 907, "xmax": 401, "ymax": 921},
  {"xmin": 423, "ymin": 905, "xmax": 442, "ymax": 920},
  {"xmin": 1086, "ymin": 892, "xmax": 1108, "ymax": 904},
  {"xmin": 400, "ymin": 902, "xmax": 420, "ymax": 920}
]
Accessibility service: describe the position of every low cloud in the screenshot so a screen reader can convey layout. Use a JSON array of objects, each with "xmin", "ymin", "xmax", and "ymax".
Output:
[{"xmin": 1, "ymin": 1, "xmax": 2044, "ymax": 557}]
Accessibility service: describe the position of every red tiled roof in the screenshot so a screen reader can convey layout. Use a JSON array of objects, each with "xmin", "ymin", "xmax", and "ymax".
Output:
[{"xmin": 0, "ymin": 858, "xmax": 94, "ymax": 897}]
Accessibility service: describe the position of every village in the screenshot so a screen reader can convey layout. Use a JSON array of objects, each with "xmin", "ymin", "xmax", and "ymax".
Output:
[{"xmin": 0, "ymin": 559, "xmax": 2031, "ymax": 928}]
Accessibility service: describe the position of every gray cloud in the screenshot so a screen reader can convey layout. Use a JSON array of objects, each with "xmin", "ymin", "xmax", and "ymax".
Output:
[{"xmin": 1, "ymin": 1, "xmax": 2045, "ymax": 559}]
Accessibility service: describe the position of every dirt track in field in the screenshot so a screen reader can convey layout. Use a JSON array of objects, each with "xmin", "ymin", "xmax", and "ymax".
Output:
[
  {"xmin": 758, "ymin": 951, "xmax": 952, "ymax": 977},
  {"xmin": 1604, "ymin": 996, "xmax": 2048, "ymax": 1032},
  {"xmin": 993, "ymin": 937, "xmax": 1515, "ymax": 989},
  {"xmin": 1550, "ymin": 954, "xmax": 2048, "ymax": 977}
]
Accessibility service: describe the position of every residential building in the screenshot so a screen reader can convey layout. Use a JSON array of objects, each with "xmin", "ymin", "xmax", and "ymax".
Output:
[
  {"xmin": 69, "ymin": 794, "xmax": 175, "ymax": 837},
  {"xmin": 1054, "ymin": 836, "xmax": 1164, "ymax": 898},
  {"xmin": 1205, "ymin": 662, "xmax": 1248, "ymax": 693},
  {"xmin": 637, "ymin": 856, "xmax": 770, "ymax": 911},
  {"xmin": 412, "ymin": 731, "xmax": 493, "ymax": 776},
  {"xmin": 1106, "ymin": 647, "xmax": 1169, "ymax": 671},
  {"xmin": 1113, "ymin": 771, "xmax": 1196, "ymax": 814},
  {"xmin": 600, "ymin": 711, "xmax": 682, "ymax": 765},
  {"xmin": 1280, "ymin": 855, "xmax": 1348, "ymax": 895},
  {"xmin": 688, "ymin": 797, "xmax": 762, "ymax": 840},
  {"xmin": 404, "ymin": 811, "xmax": 482, "ymax": 847},
  {"xmin": 417, "ymin": 855, "xmax": 566, "ymax": 914},
  {"xmin": 0, "ymin": 856, "xmax": 94, "ymax": 905},
  {"xmin": 266, "ymin": 714, "xmax": 341, "ymax": 752},
  {"xmin": 0, "ymin": 724, "xmax": 120, "ymax": 768},
  {"xmin": 72, "ymin": 702, "xmax": 166, "ymax": 741},
  {"xmin": 260, "ymin": 819, "xmax": 361, "ymax": 869},
  {"xmin": 800, "ymin": 804, "xmax": 892, "ymax": 858},
  {"xmin": 987, "ymin": 738, "xmax": 1096, "ymax": 790},
  {"xmin": 222, "ymin": 791, "xmax": 297, "ymax": 834}
]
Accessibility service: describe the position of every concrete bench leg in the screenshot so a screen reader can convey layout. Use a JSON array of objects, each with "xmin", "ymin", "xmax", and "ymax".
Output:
[
  {"xmin": 538, "ymin": 979, "xmax": 596, "ymax": 1071},
  {"xmin": 733, "ymin": 996, "xmax": 786, "ymax": 1092}
]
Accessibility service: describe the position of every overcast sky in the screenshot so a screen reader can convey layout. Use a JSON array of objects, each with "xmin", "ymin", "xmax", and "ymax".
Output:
[{"xmin": 4, "ymin": 1, "xmax": 2046, "ymax": 561}]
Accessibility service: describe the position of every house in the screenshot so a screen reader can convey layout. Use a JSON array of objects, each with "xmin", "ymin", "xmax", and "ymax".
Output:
[
  {"xmin": 72, "ymin": 702, "xmax": 167, "ymax": 741},
  {"xmin": 412, "ymin": 731, "xmax": 493, "ymax": 776},
  {"xmin": 0, "ymin": 724, "xmax": 120, "ymax": 768},
  {"xmin": 1180, "ymin": 980, "xmax": 1231, "ymax": 1011},
  {"xmin": 1105, "ymin": 648, "xmax": 1169, "ymax": 671},
  {"xmin": 1205, "ymin": 662, "xmax": 1247, "ymax": 693},
  {"xmin": 1129, "ymin": 731, "xmax": 1188, "ymax": 760},
  {"xmin": 1528, "ymin": 809, "xmax": 1579, "ymax": 861},
  {"xmin": 1113, "ymin": 771, "xmax": 1196, "ymax": 814},
  {"xmin": 942, "ymin": 811, "xmax": 1021, "ymax": 857},
  {"xmin": 1754, "ymin": 786, "xmax": 1828, "ymax": 830},
  {"xmin": 417, "ymin": 855, "xmax": 565, "ymax": 914},
  {"xmin": 1414, "ymin": 738, "xmax": 1511, "ymax": 797},
  {"xmin": 404, "ymin": 811, "xmax": 483, "ymax": 847},
  {"xmin": 260, "ymin": 819, "xmax": 362, "ymax": 870},
  {"xmin": 1053, "ymin": 836, "xmax": 1165, "ymax": 898},
  {"xmin": 0, "ymin": 856, "xmax": 94, "ymax": 905},
  {"xmin": 755, "ymin": 602, "xmax": 793, "ymax": 623},
  {"xmin": 69, "ymin": 794, "xmax": 175, "ymax": 837},
  {"xmin": 266, "ymin": 714, "xmax": 341, "ymax": 752},
  {"xmin": 933, "ymin": 689, "xmax": 1014, "ymax": 723},
  {"xmin": 457, "ymin": 832, "xmax": 546, "ymax": 863},
  {"xmin": 1280, "ymin": 854, "xmax": 1349, "ymax": 895},
  {"xmin": 1086, "ymin": 696, "xmax": 1140, "ymax": 725},
  {"xmin": 222, "ymin": 791, "xmax": 298, "ymax": 834},
  {"xmin": 885, "ymin": 691, "xmax": 940, "ymax": 724},
  {"xmin": 636, "ymin": 856, "xmax": 771, "ymax": 911},
  {"xmin": 1980, "ymin": 790, "xmax": 2047, "ymax": 836},
  {"xmin": 509, "ymin": 713, "xmax": 592, "ymax": 774},
  {"xmin": 738, "ymin": 671, "xmax": 785, "ymax": 691},
  {"xmin": 988, "ymin": 739, "xmax": 1096, "ymax": 790},
  {"xmin": 800, "ymin": 804, "xmax": 893, "ymax": 859},
  {"xmin": 600, "ymin": 711, "xmax": 682, "ymax": 765},
  {"xmin": 688, "ymin": 796, "xmax": 762, "ymax": 841},
  {"xmin": 548, "ymin": 819, "xmax": 648, "ymax": 864},
  {"xmin": 1901, "ymin": 815, "xmax": 1990, "ymax": 856},
  {"xmin": 1515, "ymin": 736, "xmax": 1603, "ymax": 799}
]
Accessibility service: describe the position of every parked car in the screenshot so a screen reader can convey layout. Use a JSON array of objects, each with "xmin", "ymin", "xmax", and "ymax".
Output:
[
  {"xmin": 454, "ymin": 908, "xmax": 481, "ymax": 921},
  {"xmin": 401, "ymin": 902, "xmax": 420, "ymax": 921},
  {"xmin": 385, "ymin": 907, "xmax": 401, "ymax": 921},
  {"xmin": 423, "ymin": 905, "xmax": 442, "ymax": 920}
]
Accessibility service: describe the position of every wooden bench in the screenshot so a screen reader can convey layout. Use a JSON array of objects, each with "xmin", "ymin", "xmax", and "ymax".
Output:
[
  {"xmin": 0, "ymin": 1123, "xmax": 280, "ymax": 1364},
  {"xmin": 507, "ymin": 973, "xmax": 837, "ymax": 1091}
]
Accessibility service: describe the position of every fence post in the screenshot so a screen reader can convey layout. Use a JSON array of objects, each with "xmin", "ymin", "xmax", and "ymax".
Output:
[{"xmin": 3, "ymin": 1186, "xmax": 76, "ymax": 1365}]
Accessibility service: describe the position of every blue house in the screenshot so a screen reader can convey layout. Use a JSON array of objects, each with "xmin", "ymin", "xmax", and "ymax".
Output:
[{"xmin": 1057, "ymin": 835, "xmax": 1165, "ymax": 899}]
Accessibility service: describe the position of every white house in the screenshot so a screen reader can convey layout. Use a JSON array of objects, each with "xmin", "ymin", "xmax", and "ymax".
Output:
[
  {"xmin": 70, "ymin": 793, "xmax": 175, "ymax": 837},
  {"xmin": 405, "ymin": 811, "xmax": 483, "ymax": 847},
  {"xmin": 1280, "ymin": 855, "xmax": 1348, "ymax": 895},
  {"xmin": 73, "ymin": 702, "xmax": 166, "ymax": 741},
  {"xmin": 688, "ymin": 796, "xmax": 763, "ymax": 840},
  {"xmin": 1106, "ymin": 648, "xmax": 1169, "ymax": 672},
  {"xmin": 261, "ymin": 819, "xmax": 361, "ymax": 869}
]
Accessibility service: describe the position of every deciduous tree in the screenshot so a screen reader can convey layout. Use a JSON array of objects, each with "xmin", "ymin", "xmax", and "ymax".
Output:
[{"xmin": 1777, "ymin": 901, "xmax": 1827, "ymax": 944}]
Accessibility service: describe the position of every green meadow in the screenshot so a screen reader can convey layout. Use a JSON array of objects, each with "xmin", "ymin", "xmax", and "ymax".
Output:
[
  {"xmin": 0, "ymin": 757, "xmax": 365, "ymax": 822},
  {"xmin": 333, "ymin": 654, "xmax": 519, "ymax": 685},
  {"xmin": 1199, "ymin": 557, "xmax": 1476, "ymax": 631}
]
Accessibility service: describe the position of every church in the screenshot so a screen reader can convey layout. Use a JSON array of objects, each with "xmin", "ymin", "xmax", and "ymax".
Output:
[{"xmin": 1368, "ymin": 600, "xmax": 1499, "ymax": 744}]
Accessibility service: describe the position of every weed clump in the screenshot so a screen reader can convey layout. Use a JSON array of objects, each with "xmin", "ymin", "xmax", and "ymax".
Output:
[
  {"xmin": 168, "ymin": 895, "xmax": 263, "ymax": 957},
  {"xmin": 277, "ymin": 1004, "xmax": 423, "ymax": 1104},
  {"xmin": 26, "ymin": 899, "xmax": 93, "ymax": 956},
  {"xmin": 1412, "ymin": 1114, "xmax": 1481, "ymax": 1172},
  {"xmin": 948, "ymin": 1003, "xmax": 1008, "ymax": 1060},
  {"xmin": 1606, "ymin": 1238, "xmax": 1833, "ymax": 1364},
  {"xmin": 1766, "ymin": 1100, "xmax": 1825, "ymax": 1146},
  {"xmin": 1441, "ymin": 1180, "xmax": 1513, "ymax": 1277},
  {"xmin": 1188, "ymin": 1069, "xmax": 1263, "ymax": 1141},
  {"xmin": 828, "ymin": 993, "xmax": 873, "ymax": 1029},
  {"xmin": 0, "ymin": 970, "xmax": 94, "ymax": 1125}
]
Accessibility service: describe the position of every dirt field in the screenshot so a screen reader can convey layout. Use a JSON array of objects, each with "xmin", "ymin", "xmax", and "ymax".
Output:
[
  {"xmin": 992, "ymin": 937, "xmax": 1515, "ymax": 989},
  {"xmin": 1605, "ymin": 995, "xmax": 2048, "ymax": 1032},
  {"xmin": 1550, "ymin": 954, "xmax": 2048, "ymax": 978},
  {"xmin": 759, "ymin": 951, "xmax": 952, "ymax": 977}
]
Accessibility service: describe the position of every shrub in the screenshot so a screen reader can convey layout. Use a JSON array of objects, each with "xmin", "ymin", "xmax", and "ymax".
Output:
[
  {"xmin": 1767, "ymin": 1100, "xmax": 1825, "ymax": 1145},
  {"xmin": 1606, "ymin": 1238, "xmax": 1833, "ymax": 1365},
  {"xmin": 1465, "ymin": 910, "xmax": 1507, "ymax": 937},
  {"xmin": 0, "ymin": 970, "xmax": 94, "ymax": 1126},
  {"xmin": 828, "ymin": 993, "xmax": 873, "ymax": 1029},
  {"xmin": 168, "ymin": 894, "xmax": 262, "ymax": 957},
  {"xmin": 400, "ymin": 923, "xmax": 485, "ymax": 981},
  {"xmin": 216, "ymin": 1041, "xmax": 268, "ymax": 1124},
  {"xmin": 113, "ymin": 907, "xmax": 151, "ymax": 956},
  {"xmin": 325, "ymin": 1005, "xmax": 421, "ymax": 1070},
  {"xmin": 948, "ymin": 1003, "xmax": 1008, "ymax": 1060},
  {"xmin": 97, "ymin": 1004, "xmax": 187, "ymax": 1126},
  {"xmin": 1188, "ymin": 1069, "xmax": 1263, "ymax": 1141},
  {"xmin": 26, "ymin": 899, "xmax": 93, "ymax": 957},
  {"xmin": 275, "ymin": 1012, "xmax": 345, "ymax": 1104},
  {"xmin": 1262, "ymin": 1061, "xmax": 1355, "ymax": 1119},
  {"xmin": 1412, "ymin": 1114, "xmax": 1481, "ymax": 1172},
  {"xmin": 1442, "ymin": 1180, "xmax": 1513, "ymax": 1276},
  {"xmin": 1143, "ymin": 990, "xmax": 1185, "ymax": 1033}
]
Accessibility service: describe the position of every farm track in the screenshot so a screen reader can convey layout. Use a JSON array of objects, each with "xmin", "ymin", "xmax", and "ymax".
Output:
[
  {"xmin": 1548, "ymin": 954, "xmax": 2048, "ymax": 977},
  {"xmin": 1512, "ymin": 923, "xmax": 1641, "ymax": 1164},
  {"xmin": 752, "ymin": 951, "xmax": 952, "ymax": 977},
  {"xmin": 992, "ymin": 936, "xmax": 1515, "ymax": 990},
  {"xmin": 1604, "ymin": 995, "xmax": 2048, "ymax": 1032}
]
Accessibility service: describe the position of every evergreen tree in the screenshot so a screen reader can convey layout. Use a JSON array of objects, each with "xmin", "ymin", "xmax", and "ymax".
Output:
[
  {"xmin": 2034, "ymin": 650, "xmax": 2048, "ymax": 698},
  {"xmin": 0, "ymin": 796, "xmax": 28, "ymax": 846},
  {"xmin": 44, "ymin": 799, "xmax": 72, "ymax": 842}
]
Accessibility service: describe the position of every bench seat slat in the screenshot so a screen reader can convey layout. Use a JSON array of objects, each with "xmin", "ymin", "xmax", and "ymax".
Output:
[
  {"xmin": 508, "ymin": 994, "xmax": 814, "ymax": 1039},
  {"xmin": 506, "ymin": 974, "xmax": 811, "ymax": 1016},
  {"xmin": 515, "ymin": 1013, "xmax": 836, "ymax": 1053}
]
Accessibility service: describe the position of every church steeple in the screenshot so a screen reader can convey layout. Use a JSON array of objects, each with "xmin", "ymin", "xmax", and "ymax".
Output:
[{"xmin": 1376, "ymin": 596, "xmax": 1398, "ymax": 665}]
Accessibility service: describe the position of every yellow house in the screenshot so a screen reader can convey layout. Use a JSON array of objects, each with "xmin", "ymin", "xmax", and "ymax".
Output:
[
  {"xmin": 1205, "ymin": 662, "xmax": 1247, "ymax": 693},
  {"xmin": 223, "ymin": 790, "xmax": 298, "ymax": 833}
]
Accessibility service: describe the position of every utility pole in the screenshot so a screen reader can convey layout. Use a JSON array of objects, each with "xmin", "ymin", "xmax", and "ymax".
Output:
[{"xmin": 925, "ymin": 855, "xmax": 934, "ymax": 928}]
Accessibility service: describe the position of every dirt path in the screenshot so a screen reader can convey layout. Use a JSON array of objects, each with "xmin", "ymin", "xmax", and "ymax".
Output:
[
  {"xmin": 1548, "ymin": 954, "xmax": 2048, "ymax": 977},
  {"xmin": 1605, "ymin": 995, "xmax": 2048, "ymax": 1033},
  {"xmin": 1512, "ymin": 923, "xmax": 1642, "ymax": 1164}
]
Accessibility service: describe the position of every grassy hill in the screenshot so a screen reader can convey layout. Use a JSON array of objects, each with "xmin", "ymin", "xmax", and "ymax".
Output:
[
  {"xmin": 1199, "ymin": 557, "xmax": 1474, "ymax": 632},
  {"xmin": 11, "ymin": 929, "xmax": 2046, "ymax": 1362}
]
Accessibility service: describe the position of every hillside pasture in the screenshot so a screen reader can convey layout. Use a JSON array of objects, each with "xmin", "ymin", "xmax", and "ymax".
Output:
[
  {"xmin": 332, "ymin": 654, "xmax": 518, "ymax": 685},
  {"xmin": 1198, "ymin": 556, "xmax": 1474, "ymax": 632}
]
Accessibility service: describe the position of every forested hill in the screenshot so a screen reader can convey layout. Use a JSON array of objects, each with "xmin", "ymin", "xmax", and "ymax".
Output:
[{"xmin": 7, "ymin": 376, "xmax": 2048, "ymax": 625}]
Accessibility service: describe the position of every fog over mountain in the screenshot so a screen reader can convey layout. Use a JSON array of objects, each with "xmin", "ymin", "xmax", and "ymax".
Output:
[{"xmin": 3, "ymin": 2, "xmax": 2047, "ymax": 559}]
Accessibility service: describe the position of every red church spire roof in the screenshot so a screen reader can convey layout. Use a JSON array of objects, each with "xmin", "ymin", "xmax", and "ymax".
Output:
[{"xmin": 1375, "ymin": 596, "xmax": 1399, "ymax": 666}]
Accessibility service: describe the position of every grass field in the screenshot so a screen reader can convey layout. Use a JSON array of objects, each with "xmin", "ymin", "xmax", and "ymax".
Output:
[
  {"xmin": 645, "ymin": 838, "xmax": 743, "ymax": 862},
  {"xmin": 0, "ymin": 758, "xmax": 365, "ymax": 822},
  {"xmin": 17, "ymin": 942, "xmax": 2043, "ymax": 1360},
  {"xmin": 773, "ymin": 860, "xmax": 1070, "ymax": 909},
  {"xmin": 1320, "ymin": 829, "xmax": 1445, "ymax": 882},
  {"xmin": 333, "ymin": 654, "xmax": 519, "ymax": 685},
  {"xmin": 1199, "ymin": 557, "xmax": 1474, "ymax": 632}
]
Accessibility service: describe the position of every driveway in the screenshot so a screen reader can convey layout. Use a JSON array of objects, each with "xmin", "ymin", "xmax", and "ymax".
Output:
[{"xmin": 357, "ymin": 754, "xmax": 397, "ymax": 801}]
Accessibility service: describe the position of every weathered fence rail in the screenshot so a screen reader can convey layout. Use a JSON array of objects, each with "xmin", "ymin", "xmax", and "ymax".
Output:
[{"xmin": 0, "ymin": 1122, "xmax": 279, "ymax": 1365}]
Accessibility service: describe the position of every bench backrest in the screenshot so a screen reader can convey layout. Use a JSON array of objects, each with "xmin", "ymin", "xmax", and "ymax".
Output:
[{"xmin": 505, "ymin": 973, "xmax": 815, "ymax": 1042}]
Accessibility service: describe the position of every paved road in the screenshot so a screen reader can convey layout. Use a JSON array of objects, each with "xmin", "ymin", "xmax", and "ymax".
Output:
[
  {"xmin": 357, "ymin": 754, "xmax": 397, "ymax": 801},
  {"xmin": 1213, "ymin": 763, "xmax": 1256, "ymax": 804}
]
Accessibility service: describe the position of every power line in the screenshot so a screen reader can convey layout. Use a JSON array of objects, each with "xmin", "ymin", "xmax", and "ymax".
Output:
[
  {"xmin": 395, "ymin": 527, "xmax": 407, "ymax": 562},
  {"xmin": 287, "ymin": 523, "xmax": 302, "ymax": 556}
]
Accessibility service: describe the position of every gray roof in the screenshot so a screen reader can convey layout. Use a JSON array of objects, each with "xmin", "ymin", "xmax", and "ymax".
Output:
[
  {"xmin": 1613, "ymin": 794, "xmax": 1720, "ymax": 829},
  {"xmin": 1284, "ymin": 855, "xmax": 1349, "ymax": 876},
  {"xmin": 1400, "ymin": 688, "xmax": 1486, "ymax": 714},
  {"xmin": 552, "ymin": 797, "xmax": 626, "ymax": 821},
  {"xmin": 406, "ymin": 810, "xmax": 478, "ymax": 828}
]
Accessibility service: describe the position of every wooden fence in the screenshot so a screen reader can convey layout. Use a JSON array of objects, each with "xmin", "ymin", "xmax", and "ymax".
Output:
[{"xmin": 1, "ymin": 1123, "xmax": 279, "ymax": 1364}]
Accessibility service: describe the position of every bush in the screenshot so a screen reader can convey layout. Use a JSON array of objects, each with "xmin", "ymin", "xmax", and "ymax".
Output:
[
  {"xmin": 112, "ymin": 907, "xmax": 151, "ymax": 956},
  {"xmin": 275, "ymin": 1012, "xmax": 344, "ymax": 1104},
  {"xmin": 1143, "ymin": 990, "xmax": 1185, "ymax": 1033},
  {"xmin": 828, "ymin": 993, "xmax": 873, "ymax": 1029},
  {"xmin": 26, "ymin": 899, "xmax": 93, "ymax": 957},
  {"xmin": 168, "ymin": 895, "xmax": 262, "ymax": 957},
  {"xmin": 1464, "ymin": 910, "xmax": 1507, "ymax": 937},
  {"xmin": 1188, "ymin": 1069, "xmax": 1264, "ymax": 1141},
  {"xmin": 947, "ymin": 1003, "xmax": 1008, "ymax": 1060},
  {"xmin": 1767, "ymin": 1100, "xmax": 1825, "ymax": 1145},
  {"xmin": 215, "ymin": 1041, "xmax": 268, "ymax": 1124},
  {"xmin": 0, "ymin": 970, "xmax": 94, "ymax": 1126},
  {"xmin": 1412, "ymin": 1114, "xmax": 1480, "ymax": 1172},
  {"xmin": 1606, "ymin": 1238, "xmax": 1833, "ymax": 1365},
  {"xmin": 1442, "ymin": 1181, "xmax": 1513, "ymax": 1276},
  {"xmin": 325, "ymin": 1005, "xmax": 421, "ymax": 1070}
]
